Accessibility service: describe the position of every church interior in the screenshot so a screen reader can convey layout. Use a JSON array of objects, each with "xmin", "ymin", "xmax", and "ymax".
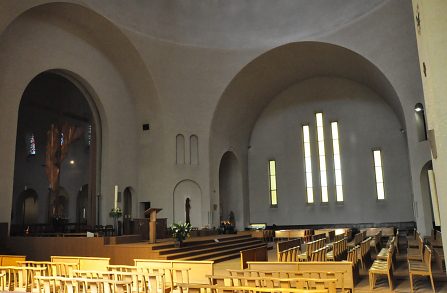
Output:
[{"xmin": 1, "ymin": 0, "xmax": 447, "ymax": 292}]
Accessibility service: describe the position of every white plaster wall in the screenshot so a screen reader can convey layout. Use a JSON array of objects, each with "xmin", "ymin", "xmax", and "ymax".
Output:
[
  {"xmin": 0, "ymin": 0, "xmax": 434, "ymax": 233},
  {"xmin": 249, "ymin": 78, "xmax": 413, "ymax": 225}
]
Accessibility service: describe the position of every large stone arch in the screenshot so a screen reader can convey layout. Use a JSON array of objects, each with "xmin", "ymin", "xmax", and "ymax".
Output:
[
  {"xmin": 209, "ymin": 41, "xmax": 409, "ymax": 227},
  {"xmin": 0, "ymin": 2, "xmax": 162, "ymax": 228}
]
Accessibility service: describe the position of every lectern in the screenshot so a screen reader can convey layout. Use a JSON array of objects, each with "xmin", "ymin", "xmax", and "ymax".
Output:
[{"xmin": 144, "ymin": 208, "xmax": 162, "ymax": 243}]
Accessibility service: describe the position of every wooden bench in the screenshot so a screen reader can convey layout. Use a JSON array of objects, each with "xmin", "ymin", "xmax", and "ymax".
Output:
[
  {"xmin": 134, "ymin": 259, "xmax": 213, "ymax": 284},
  {"xmin": 51, "ymin": 256, "xmax": 110, "ymax": 271},
  {"xmin": 207, "ymin": 275, "xmax": 337, "ymax": 293},
  {"xmin": 177, "ymin": 283, "xmax": 331, "ymax": 293},
  {"xmin": 277, "ymin": 239, "xmax": 302, "ymax": 261},
  {"xmin": 247, "ymin": 261, "xmax": 354, "ymax": 292},
  {"xmin": 0, "ymin": 255, "xmax": 26, "ymax": 266},
  {"xmin": 240, "ymin": 245, "xmax": 268, "ymax": 269}
]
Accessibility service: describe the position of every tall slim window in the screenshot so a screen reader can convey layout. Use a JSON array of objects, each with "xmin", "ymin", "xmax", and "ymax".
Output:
[
  {"xmin": 373, "ymin": 150, "xmax": 385, "ymax": 200},
  {"xmin": 268, "ymin": 160, "xmax": 278, "ymax": 206},
  {"xmin": 331, "ymin": 122, "xmax": 343, "ymax": 202},
  {"xmin": 316, "ymin": 113, "xmax": 328, "ymax": 202},
  {"xmin": 302, "ymin": 125, "xmax": 314, "ymax": 203},
  {"xmin": 27, "ymin": 133, "xmax": 36, "ymax": 156}
]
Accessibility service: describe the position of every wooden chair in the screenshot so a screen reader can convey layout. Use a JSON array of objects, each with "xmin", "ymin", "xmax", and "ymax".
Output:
[
  {"xmin": 408, "ymin": 245, "xmax": 435, "ymax": 292},
  {"xmin": 369, "ymin": 244, "xmax": 394, "ymax": 291},
  {"xmin": 0, "ymin": 272, "xmax": 5, "ymax": 292},
  {"xmin": 407, "ymin": 229, "xmax": 420, "ymax": 248},
  {"xmin": 310, "ymin": 247, "xmax": 327, "ymax": 262},
  {"xmin": 1, "ymin": 265, "xmax": 46, "ymax": 292},
  {"xmin": 407, "ymin": 235, "xmax": 424, "ymax": 261},
  {"xmin": 377, "ymin": 236, "xmax": 396, "ymax": 270},
  {"xmin": 50, "ymin": 262, "xmax": 79, "ymax": 277},
  {"xmin": 358, "ymin": 237, "xmax": 371, "ymax": 269},
  {"xmin": 370, "ymin": 231, "xmax": 382, "ymax": 254}
]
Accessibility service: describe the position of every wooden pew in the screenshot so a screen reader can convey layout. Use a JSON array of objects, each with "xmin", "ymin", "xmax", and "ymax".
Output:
[
  {"xmin": 0, "ymin": 255, "xmax": 26, "ymax": 266},
  {"xmin": 51, "ymin": 256, "xmax": 110, "ymax": 271},
  {"xmin": 277, "ymin": 239, "xmax": 302, "ymax": 261},
  {"xmin": 247, "ymin": 261, "xmax": 354, "ymax": 292},
  {"xmin": 240, "ymin": 245, "xmax": 268, "ymax": 269},
  {"xmin": 177, "ymin": 283, "xmax": 331, "ymax": 293},
  {"xmin": 134, "ymin": 259, "xmax": 214, "ymax": 284},
  {"xmin": 207, "ymin": 275, "xmax": 337, "ymax": 293}
]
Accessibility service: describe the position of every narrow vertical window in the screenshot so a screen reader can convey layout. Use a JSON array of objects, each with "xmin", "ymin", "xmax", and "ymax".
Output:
[
  {"xmin": 268, "ymin": 160, "xmax": 278, "ymax": 206},
  {"xmin": 302, "ymin": 125, "xmax": 314, "ymax": 203},
  {"xmin": 316, "ymin": 113, "xmax": 328, "ymax": 202},
  {"xmin": 331, "ymin": 122, "xmax": 343, "ymax": 202},
  {"xmin": 176, "ymin": 134, "xmax": 185, "ymax": 164},
  {"xmin": 27, "ymin": 133, "xmax": 36, "ymax": 156},
  {"xmin": 190, "ymin": 135, "xmax": 199, "ymax": 165},
  {"xmin": 87, "ymin": 124, "xmax": 92, "ymax": 146},
  {"xmin": 373, "ymin": 150, "xmax": 385, "ymax": 200}
]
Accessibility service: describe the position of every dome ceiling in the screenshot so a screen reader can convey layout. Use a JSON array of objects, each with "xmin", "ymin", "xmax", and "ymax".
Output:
[{"xmin": 88, "ymin": 0, "xmax": 387, "ymax": 49}]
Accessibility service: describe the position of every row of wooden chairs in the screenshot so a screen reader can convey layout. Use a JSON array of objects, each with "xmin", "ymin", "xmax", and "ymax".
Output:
[
  {"xmin": 107, "ymin": 265, "xmax": 190, "ymax": 292},
  {"xmin": 326, "ymin": 238, "xmax": 347, "ymax": 261},
  {"xmin": 207, "ymin": 275, "xmax": 337, "ymax": 293},
  {"xmin": 226, "ymin": 269, "xmax": 347, "ymax": 291},
  {"xmin": 369, "ymin": 231, "xmax": 382, "ymax": 254},
  {"xmin": 357, "ymin": 237, "xmax": 372, "ymax": 269},
  {"xmin": 298, "ymin": 239, "xmax": 326, "ymax": 262},
  {"xmin": 2, "ymin": 262, "xmax": 190, "ymax": 293},
  {"xmin": 35, "ymin": 275, "xmax": 132, "ymax": 293},
  {"xmin": 369, "ymin": 237, "xmax": 395, "ymax": 291},
  {"xmin": 278, "ymin": 246, "xmax": 301, "ymax": 262},
  {"xmin": 18, "ymin": 261, "xmax": 79, "ymax": 277},
  {"xmin": 177, "ymin": 283, "xmax": 330, "ymax": 293},
  {"xmin": 310, "ymin": 247, "xmax": 327, "ymax": 262},
  {"xmin": 347, "ymin": 231, "xmax": 366, "ymax": 249},
  {"xmin": 408, "ymin": 244, "xmax": 435, "ymax": 292},
  {"xmin": 0, "ymin": 265, "xmax": 47, "ymax": 292}
]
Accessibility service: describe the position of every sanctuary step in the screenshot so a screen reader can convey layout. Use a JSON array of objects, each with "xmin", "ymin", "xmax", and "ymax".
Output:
[{"xmin": 153, "ymin": 234, "xmax": 267, "ymax": 263}]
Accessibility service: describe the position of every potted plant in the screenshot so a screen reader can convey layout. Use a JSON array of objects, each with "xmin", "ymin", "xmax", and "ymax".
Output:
[{"xmin": 170, "ymin": 222, "xmax": 192, "ymax": 247}]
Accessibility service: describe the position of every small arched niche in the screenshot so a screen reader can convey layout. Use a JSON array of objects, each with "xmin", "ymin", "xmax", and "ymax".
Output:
[{"xmin": 173, "ymin": 180, "xmax": 202, "ymax": 227}]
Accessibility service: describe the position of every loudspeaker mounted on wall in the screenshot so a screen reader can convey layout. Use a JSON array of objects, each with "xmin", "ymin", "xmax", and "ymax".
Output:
[{"xmin": 428, "ymin": 129, "xmax": 437, "ymax": 159}]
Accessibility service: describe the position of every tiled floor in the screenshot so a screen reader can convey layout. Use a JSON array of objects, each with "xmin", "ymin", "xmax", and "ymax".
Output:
[{"xmin": 214, "ymin": 247, "xmax": 447, "ymax": 292}]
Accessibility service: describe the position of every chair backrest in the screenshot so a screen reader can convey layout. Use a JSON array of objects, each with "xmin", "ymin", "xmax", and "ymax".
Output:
[{"xmin": 423, "ymin": 245, "xmax": 432, "ymax": 272}]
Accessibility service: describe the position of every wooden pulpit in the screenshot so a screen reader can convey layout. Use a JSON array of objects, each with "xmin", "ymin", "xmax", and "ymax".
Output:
[{"xmin": 144, "ymin": 208, "xmax": 162, "ymax": 243}]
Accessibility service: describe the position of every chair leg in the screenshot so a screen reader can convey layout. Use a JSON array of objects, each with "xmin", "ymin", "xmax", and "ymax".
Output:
[
  {"xmin": 430, "ymin": 275, "xmax": 436, "ymax": 293},
  {"xmin": 409, "ymin": 273, "xmax": 414, "ymax": 293},
  {"xmin": 369, "ymin": 272, "xmax": 373, "ymax": 290},
  {"xmin": 387, "ymin": 272, "xmax": 393, "ymax": 291}
]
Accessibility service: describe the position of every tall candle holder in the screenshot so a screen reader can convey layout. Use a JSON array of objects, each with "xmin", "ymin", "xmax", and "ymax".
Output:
[{"xmin": 109, "ymin": 207, "xmax": 122, "ymax": 235}]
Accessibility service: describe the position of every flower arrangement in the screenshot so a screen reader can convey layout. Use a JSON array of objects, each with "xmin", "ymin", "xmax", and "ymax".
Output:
[
  {"xmin": 109, "ymin": 207, "xmax": 123, "ymax": 219},
  {"xmin": 170, "ymin": 222, "xmax": 192, "ymax": 243}
]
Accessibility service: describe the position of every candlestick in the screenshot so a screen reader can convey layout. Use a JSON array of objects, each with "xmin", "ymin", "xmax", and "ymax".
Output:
[{"xmin": 114, "ymin": 185, "xmax": 118, "ymax": 209}]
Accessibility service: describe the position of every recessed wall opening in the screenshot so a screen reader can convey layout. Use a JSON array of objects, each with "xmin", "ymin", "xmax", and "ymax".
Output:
[{"xmin": 11, "ymin": 71, "xmax": 100, "ymax": 235}]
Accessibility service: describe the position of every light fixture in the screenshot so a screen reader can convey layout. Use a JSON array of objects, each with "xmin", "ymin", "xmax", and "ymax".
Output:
[
  {"xmin": 69, "ymin": 160, "xmax": 75, "ymax": 165},
  {"xmin": 415, "ymin": 103, "xmax": 424, "ymax": 112}
]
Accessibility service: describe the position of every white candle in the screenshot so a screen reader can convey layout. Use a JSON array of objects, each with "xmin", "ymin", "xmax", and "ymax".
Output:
[{"xmin": 114, "ymin": 185, "xmax": 118, "ymax": 209}]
